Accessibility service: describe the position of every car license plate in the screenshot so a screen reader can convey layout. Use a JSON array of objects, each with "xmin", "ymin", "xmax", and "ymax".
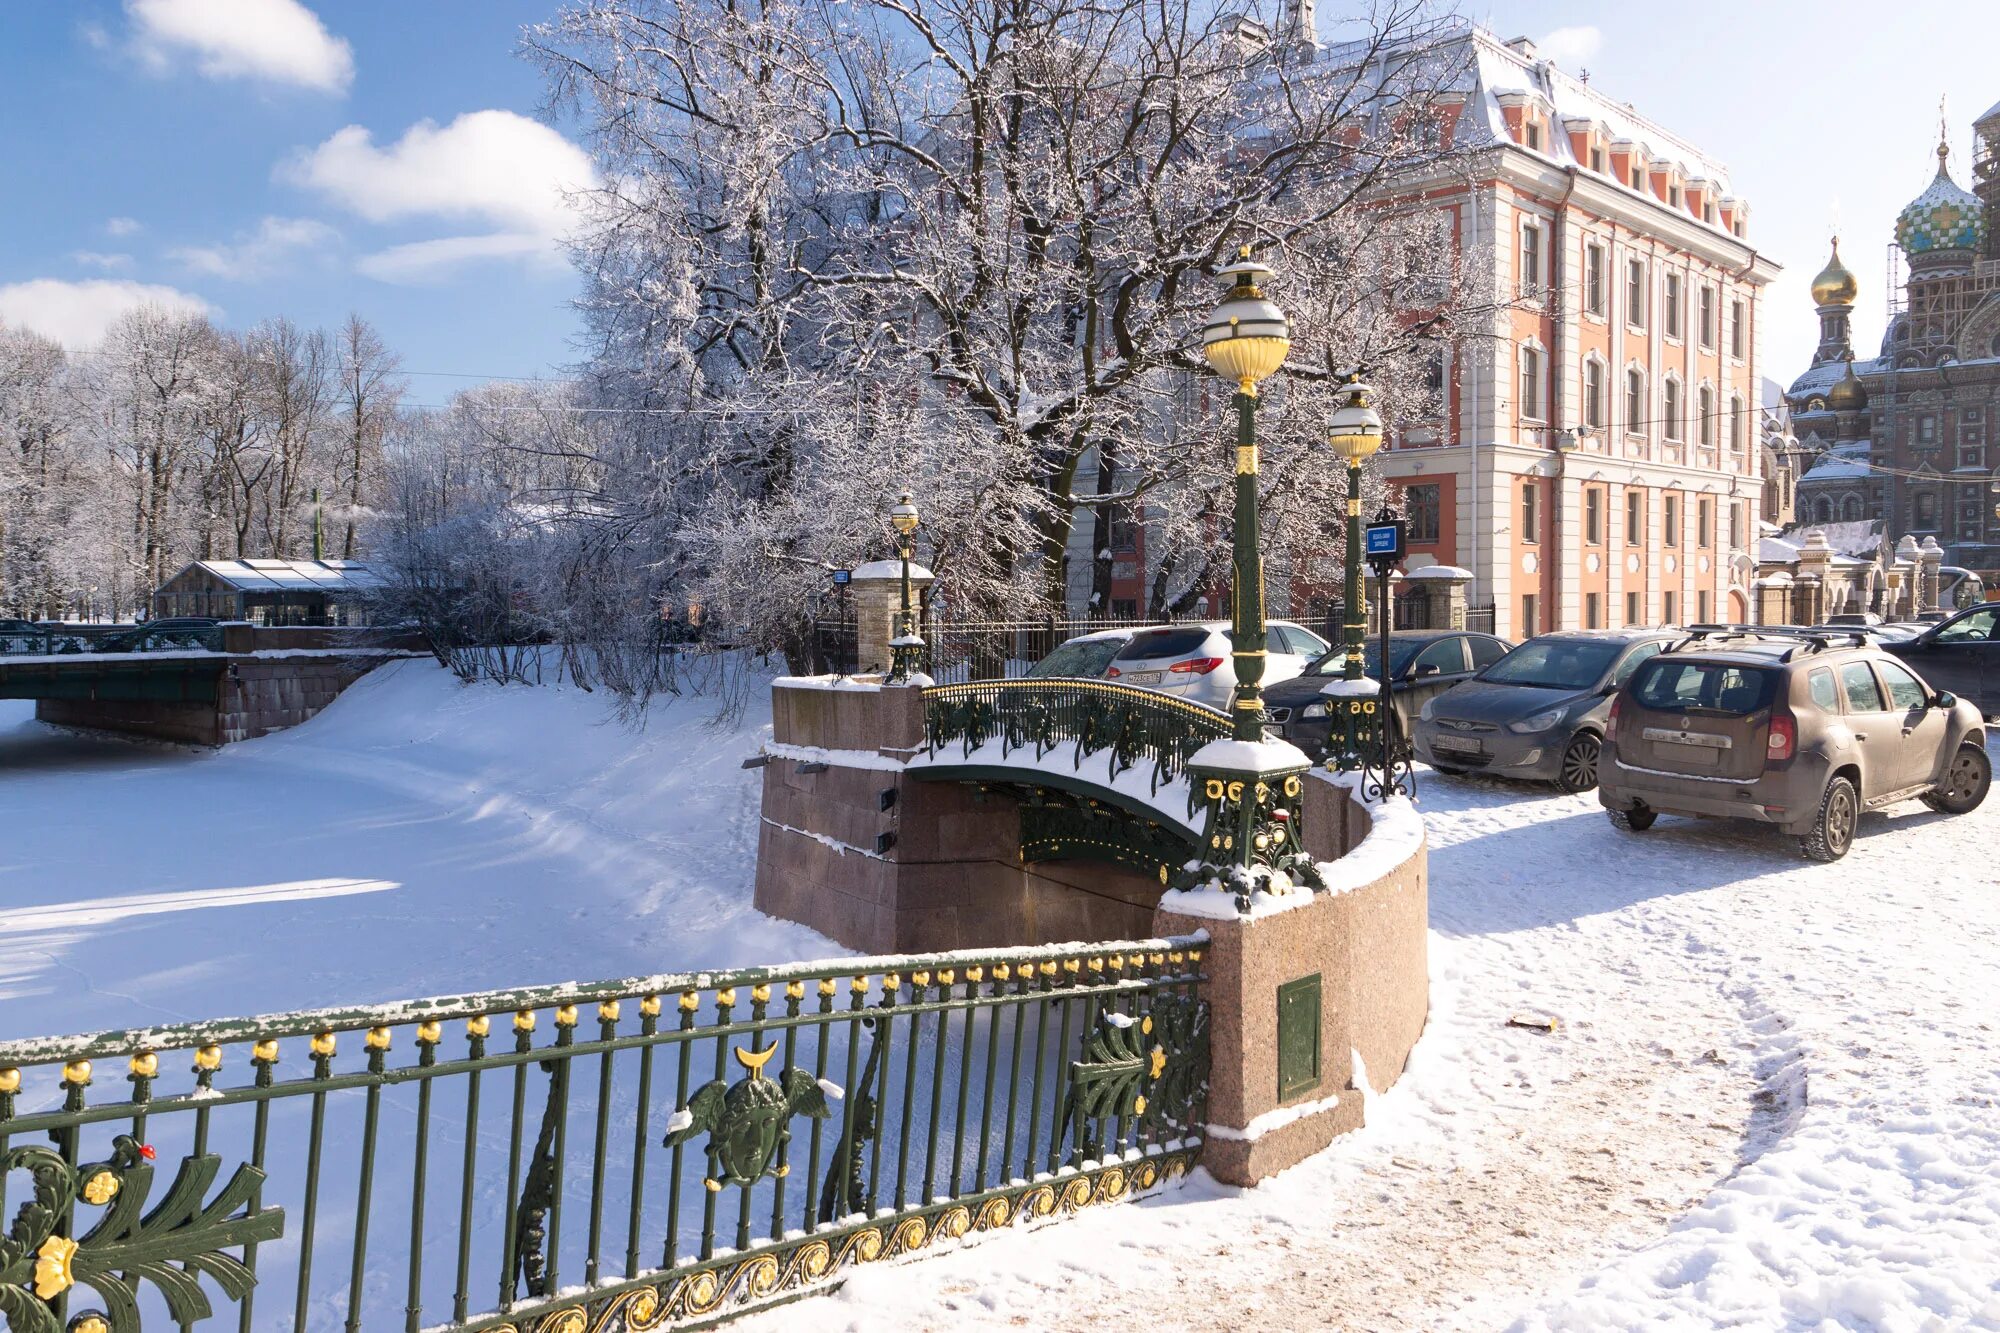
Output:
[
  {"xmin": 1431, "ymin": 735, "xmax": 1483, "ymax": 755},
  {"xmin": 1126, "ymin": 671, "xmax": 1163, "ymax": 684}
]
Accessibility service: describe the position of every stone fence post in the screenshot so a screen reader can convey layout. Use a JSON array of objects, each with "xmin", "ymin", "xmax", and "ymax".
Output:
[
  {"xmin": 1401, "ymin": 565, "xmax": 1471, "ymax": 630},
  {"xmin": 1919, "ymin": 537, "xmax": 1944, "ymax": 614},
  {"xmin": 846, "ymin": 560, "xmax": 934, "ymax": 677}
]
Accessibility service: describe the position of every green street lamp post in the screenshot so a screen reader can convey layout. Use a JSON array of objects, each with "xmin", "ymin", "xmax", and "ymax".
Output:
[
  {"xmin": 1324, "ymin": 375, "xmax": 1385, "ymax": 769},
  {"xmin": 1180, "ymin": 246, "xmax": 1326, "ymax": 911},
  {"xmin": 886, "ymin": 489, "xmax": 923, "ymax": 684},
  {"xmin": 1202, "ymin": 247, "xmax": 1292, "ymax": 742}
]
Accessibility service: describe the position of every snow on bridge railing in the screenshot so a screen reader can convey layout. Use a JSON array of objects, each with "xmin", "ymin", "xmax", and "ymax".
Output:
[
  {"xmin": 917, "ymin": 678, "xmax": 1232, "ymax": 803},
  {"xmin": 0, "ymin": 936, "xmax": 1209, "ymax": 1331}
]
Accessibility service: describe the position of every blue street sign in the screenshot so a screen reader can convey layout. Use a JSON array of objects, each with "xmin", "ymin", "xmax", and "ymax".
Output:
[
  {"xmin": 831, "ymin": 569, "xmax": 853, "ymax": 585},
  {"xmin": 1364, "ymin": 525, "xmax": 1400, "ymax": 556}
]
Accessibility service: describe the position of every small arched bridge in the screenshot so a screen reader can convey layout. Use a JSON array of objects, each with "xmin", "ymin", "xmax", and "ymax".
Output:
[{"xmin": 908, "ymin": 679, "xmax": 1232, "ymax": 881}]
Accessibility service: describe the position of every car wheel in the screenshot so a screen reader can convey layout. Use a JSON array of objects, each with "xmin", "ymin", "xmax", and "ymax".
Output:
[
  {"xmin": 1555, "ymin": 733, "xmax": 1601, "ymax": 794},
  {"xmin": 1800, "ymin": 776, "xmax": 1859, "ymax": 862},
  {"xmin": 1921, "ymin": 743, "xmax": 1991, "ymax": 815},
  {"xmin": 1607, "ymin": 806, "xmax": 1656, "ymax": 832}
]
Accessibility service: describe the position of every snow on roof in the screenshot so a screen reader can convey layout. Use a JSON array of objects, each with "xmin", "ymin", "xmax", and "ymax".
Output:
[
  {"xmin": 174, "ymin": 559, "xmax": 385, "ymax": 594},
  {"xmin": 849, "ymin": 560, "xmax": 935, "ymax": 581},
  {"xmin": 1787, "ymin": 358, "xmax": 1880, "ymax": 401},
  {"xmin": 1776, "ymin": 520, "xmax": 1884, "ymax": 560},
  {"xmin": 1758, "ymin": 536, "xmax": 1800, "ymax": 564},
  {"xmin": 1309, "ymin": 22, "xmax": 1741, "ymax": 210},
  {"xmin": 1803, "ymin": 455, "xmax": 1874, "ymax": 481}
]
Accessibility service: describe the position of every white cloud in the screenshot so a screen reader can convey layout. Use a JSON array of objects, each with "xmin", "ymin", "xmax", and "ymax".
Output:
[
  {"xmin": 282, "ymin": 110, "xmax": 598, "ymax": 282},
  {"xmin": 1537, "ymin": 25, "xmax": 1603, "ymax": 69},
  {"xmin": 128, "ymin": 0, "xmax": 353, "ymax": 93},
  {"xmin": 71, "ymin": 251, "xmax": 136, "ymax": 272},
  {"xmin": 355, "ymin": 233, "xmax": 559, "ymax": 285},
  {"xmin": 0, "ymin": 279, "xmax": 214, "ymax": 348},
  {"xmin": 105, "ymin": 216, "xmax": 143, "ymax": 237},
  {"xmin": 169, "ymin": 215, "xmax": 341, "ymax": 280}
]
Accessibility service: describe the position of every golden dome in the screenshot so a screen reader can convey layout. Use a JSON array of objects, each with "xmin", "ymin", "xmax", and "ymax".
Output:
[
  {"xmin": 1811, "ymin": 238, "xmax": 1857, "ymax": 307},
  {"xmin": 1828, "ymin": 359, "xmax": 1868, "ymax": 412}
]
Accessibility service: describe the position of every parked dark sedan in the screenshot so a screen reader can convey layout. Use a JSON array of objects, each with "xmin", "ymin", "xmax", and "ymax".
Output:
[
  {"xmin": 1412, "ymin": 629, "xmax": 1680, "ymax": 792},
  {"xmin": 1887, "ymin": 601, "xmax": 1998, "ymax": 719},
  {"xmin": 1264, "ymin": 629, "xmax": 1512, "ymax": 759}
]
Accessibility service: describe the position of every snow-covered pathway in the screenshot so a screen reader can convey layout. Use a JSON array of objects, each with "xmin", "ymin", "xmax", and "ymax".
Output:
[{"xmin": 749, "ymin": 753, "xmax": 2000, "ymax": 1332}]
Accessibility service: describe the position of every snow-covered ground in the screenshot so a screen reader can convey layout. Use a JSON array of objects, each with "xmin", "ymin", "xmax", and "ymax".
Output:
[
  {"xmin": 3, "ymin": 663, "xmax": 1997, "ymax": 1330},
  {"xmin": 0, "ymin": 658, "xmax": 827, "ymax": 1041}
]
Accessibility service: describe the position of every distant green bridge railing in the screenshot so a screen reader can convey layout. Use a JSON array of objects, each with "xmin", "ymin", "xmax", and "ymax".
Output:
[
  {"xmin": 0, "ymin": 938, "xmax": 1208, "ymax": 1331},
  {"xmin": 919, "ymin": 679, "xmax": 1232, "ymax": 801},
  {"xmin": 0, "ymin": 623, "xmax": 226, "ymax": 658}
]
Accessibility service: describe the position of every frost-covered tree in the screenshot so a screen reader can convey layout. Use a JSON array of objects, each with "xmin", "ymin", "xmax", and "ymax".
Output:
[{"xmin": 526, "ymin": 0, "xmax": 1497, "ymax": 661}]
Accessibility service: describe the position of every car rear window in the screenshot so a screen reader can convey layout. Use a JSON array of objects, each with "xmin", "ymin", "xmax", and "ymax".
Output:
[
  {"xmin": 1114, "ymin": 628, "xmax": 1212, "ymax": 660},
  {"xmin": 1808, "ymin": 668, "xmax": 1839, "ymax": 711},
  {"xmin": 1631, "ymin": 661, "xmax": 1778, "ymax": 715}
]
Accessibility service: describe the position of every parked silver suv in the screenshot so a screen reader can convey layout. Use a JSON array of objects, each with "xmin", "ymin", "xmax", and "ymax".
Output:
[{"xmin": 1599, "ymin": 629, "xmax": 1989, "ymax": 861}]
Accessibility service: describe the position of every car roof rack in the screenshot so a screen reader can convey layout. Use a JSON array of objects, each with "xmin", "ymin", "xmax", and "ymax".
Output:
[{"xmin": 1670, "ymin": 624, "xmax": 1872, "ymax": 660}]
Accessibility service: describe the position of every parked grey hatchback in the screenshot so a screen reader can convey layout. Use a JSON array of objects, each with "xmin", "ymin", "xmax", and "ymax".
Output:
[
  {"xmin": 1412, "ymin": 630, "xmax": 1680, "ymax": 792},
  {"xmin": 1599, "ymin": 629, "xmax": 1990, "ymax": 861}
]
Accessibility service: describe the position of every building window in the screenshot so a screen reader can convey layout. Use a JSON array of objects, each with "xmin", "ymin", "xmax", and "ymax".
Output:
[
  {"xmin": 1585, "ymin": 487, "xmax": 1604, "ymax": 544},
  {"xmin": 1625, "ymin": 369, "xmax": 1644, "ymax": 433},
  {"xmin": 1626, "ymin": 490, "xmax": 1643, "ymax": 544},
  {"xmin": 1842, "ymin": 495, "xmax": 1864, "ymax": 522},
  {"xmin": 1522, "ymin": 482, "xmax": 1539, "ymax": 543},
  {"xmin": 1590, "ymin": 145, "xmax": 1605, "ymax": 173},
  {"xmin": 1520, "ymin": 223, "xmax": 1541, "ymax": 296},
  {"xmin": 1525, "ymin": 120, "xmax": 1542, "ymax": 151},
  {"xmin": 1663, "ymin": 589, "xmax": 1678, "ymax": 625},
  {"xmin": 1698, "ymin": 386, "xmax": 1715, "ymax": 447},
  {"xmin": 1697, "ymin": 497, "xmax": 1713, "ymax": 548},
  {"xmin": 1697, "ymin": 589, "xmax": 1711, "ymax": 623},
  {"xmin": 1731, "ymin": 299, "xmax": 1746, "ymax": 359},
  {"xmin": 1520, "ymin": 345, "xmax": 1543, "ymax": 420},
  {"xmin": 1664, "ymin": 494, "xmax": 1680, "ymax": 547},
  {"xmin": 1730, "ymin": 396, "xmax": 1746, "ymax": 453},
  {"xmin": 1584, "ymin": 360, "xmax": 1605, "ymax": 430},
  {"xmin": 1915, "ymin": 415, "xmax": 1938, "ymax": 446},
  {"xmin": 1585, "ymin": 244, "xmax": 1605, "ymax": 315},
  {"xmin": 1631, "ymin": 165, "xmax": 1644, "ymax": 190},
  {"xmin": 1627, "ymin": 260, "xmax": 1647, "ymax": 327},
  {"xmin": 1668, "ymin": 183, "xmax": 1682, "ymax": 209},
  {"xmin": 1915, "ymin": 491, "xmax": 1938, "ymax": 528},
  {"xmin": 1585, "ymin": 592, "xmax": 1602, "ymax": 629},
  {"xmin": 1663, "ymin": 379, "xmax": 1683, "ymax": 440},
  {"xmin": 1699, "ymin": 286, "xmax": 1715, "ymax": 347},
  {"xmin": 1730, "ymin": 502, "xmax": 1744, "ymax": 548},
  {"xmin": 1626, "ymin": 590, "xmax": 1642, "ymax": 625},
  {"xmin": 1406, "ymin": 483, "xmax": 1440, "ymax": 543},
  {"xmin": 1521, "ymin": 593, "xmax": 1539, "ymax": 635},
  {"xmin": 1664, "ymin": 274, "xmax": 1683, "ymax": 339}
]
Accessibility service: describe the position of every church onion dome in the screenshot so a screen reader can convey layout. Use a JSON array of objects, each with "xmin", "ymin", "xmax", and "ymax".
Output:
[
  {"xmin": 1810, "ymin": 238, "xmax": 1857, "ymax": 306},
  {"xmin": 1895, "ymin": 141, "xmax": 1985, "ymax": 256},
  {"xmin": 1828, "ymin": 360, "xmax": 1868, "ymax": 412}
]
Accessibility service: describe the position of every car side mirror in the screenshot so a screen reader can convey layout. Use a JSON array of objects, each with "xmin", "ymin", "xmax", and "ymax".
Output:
[
  {"xmin": 1599, "ymin": 681, "xmax": 1620, "ymax": 696},
  {"xmin": 1412, "ymin": 662, "xmax": 1440, "ymax": 679},
  {"xmin": 1934, "ymin": 691, "xmax": 1957, "ymax": 709}
]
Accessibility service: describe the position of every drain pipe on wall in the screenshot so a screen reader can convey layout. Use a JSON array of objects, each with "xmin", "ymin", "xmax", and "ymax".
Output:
[{"xmin": 1547, "ymin": 167, "xmax": 1580, "ymax": 631}]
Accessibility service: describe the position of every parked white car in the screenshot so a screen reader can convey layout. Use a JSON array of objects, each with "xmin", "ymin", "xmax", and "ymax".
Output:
[{"xmin": 1104, "ymin": 620, "xmax": 1330, "ymax": 709}]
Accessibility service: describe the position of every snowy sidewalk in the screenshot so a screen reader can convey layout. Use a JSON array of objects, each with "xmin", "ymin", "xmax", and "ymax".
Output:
[{"xmin": 743, "ymin": 752, "xmax": 2000, "ymax": 1332}]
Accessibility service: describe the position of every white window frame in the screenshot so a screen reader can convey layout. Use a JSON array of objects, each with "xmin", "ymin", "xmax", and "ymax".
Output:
[
  {"xmin": 1582, "ymin": 355, "xmax": 1606, "ymax": 431},
  {"xmin": 1699, "ymin": 285, "xmax": 1716, "ymax": 348},
  {"xmin": 1697, "ymin": 382, "xmax": 1715, "ymax": 448},
  {"xmin": 1624, "ymin": 365, "xmax": 1646, "ymax": 437},
  {"xmin": 1626, "ymin": 259, "xmax": 1647, "ymax": 329},
  {"xmin": 1519, "ymin": 220, "xmax": 1543, "ymax": 299},
  {"xmin": 1518, "ymin": 340, "xmax": 1547, "ymax": 422},
  {"xmin": 1664, "ymin": 273, "xmax": 1683, "ymax": 341},
  {"xmin": 1584, "ymin": 242, "xmax": 1606, "ymax": 316},
  {"xmin": 1662, "ymin": 375, "xmax": 1684, "ymax": 442},
  {"xmin": 1730, "ymin": 298, "xmax": 1746, "ymax": 360}
]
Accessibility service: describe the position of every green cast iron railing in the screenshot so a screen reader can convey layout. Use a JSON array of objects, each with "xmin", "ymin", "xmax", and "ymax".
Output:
[
  {"xmin": 0, "ymin": 624, "xmax": 225, "ymax": 658},
  {"xmin": 0, "ymin": 937, "xmax": 1209, "ymax": 1332},
  {"xmin": 919, "ymin": 679, "xmax": 1231, "ymax": 800}
]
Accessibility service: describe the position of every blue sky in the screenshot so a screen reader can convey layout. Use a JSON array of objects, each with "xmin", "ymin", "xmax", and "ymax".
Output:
[{"xmin": 0, "ymin": 0, "xmax": 1994, "ymax": 394}]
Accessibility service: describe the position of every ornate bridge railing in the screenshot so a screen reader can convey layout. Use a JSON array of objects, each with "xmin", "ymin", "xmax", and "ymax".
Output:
[
  {"xmin": 919, "ymin": 679, "xmax": 1232, "ymax": 801},
  {"xmin": 0, "ymin": 937, "xmax": 1208, "ymax": 1332},
  {"xmin": 0, "ymin": 624, "xmax": 225, "ymax": 657}
]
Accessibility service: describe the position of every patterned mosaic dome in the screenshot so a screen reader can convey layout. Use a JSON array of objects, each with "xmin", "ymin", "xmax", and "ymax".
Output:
[{"xmin": 1895, "ymin": 143, "xmax": 1985, "ymax": 257}]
